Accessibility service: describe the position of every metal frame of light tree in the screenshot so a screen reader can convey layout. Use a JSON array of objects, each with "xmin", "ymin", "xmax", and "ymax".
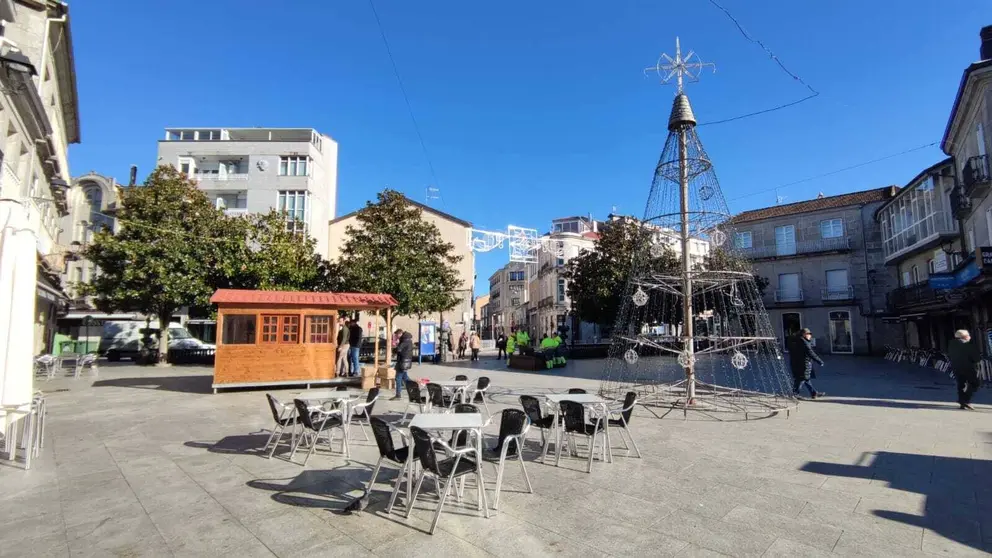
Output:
[{"xmin": 599, "ymin": 39, "xmax": 797, "ymax": 419}]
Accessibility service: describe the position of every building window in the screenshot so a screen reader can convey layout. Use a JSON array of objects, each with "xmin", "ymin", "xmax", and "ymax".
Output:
[
  {"xmin": 72, "ymin": 266, "xmax": 82, "ymax": 284},
  {"xmin": 979, "ymin": 122, "xmax": 987, "ymax": 158},
  {"xmin": 511, "ymin": 298, "xmax": 520, "ymax": 306},
  {"xmin": 197, "ymin": 130, "xmax": 221, "ymax": 141},
  {"xmin": 911, "ymin": 265, "xmax": 920, "ymax": 285},
  {"xmin": 508, "ymin": 271, "xmax": 525, "ymax": 281},
  {"xmin": 556, "ymin": 256, "xmax": 565, "ymax": 267},
  {"xmin": 777, "ymin": 273, "xmax": 801, "ymax": 301},
  {"xmin": 557, "ymin": 278, "xmax": 566, "ymax": 303},
  {"xmin": 967, "ymin": 227, "xmax": 976, "ymax": 253},
  {"xmin": 178, "ymin": 157, "xmax": 195, "ymax": 176},
  {"xmin": 260, "ymin": 315, "xmax": 299, "ymax": 343},
  {"xmin": 824, "ymin": 269, "xmax": 849, "ymax": 300},
  {"xmin": 734, "ymin": 231, "xmax": 752, "ymax": 249},
  {"xmin": 902, "ymin": 270, "xmax": 912, "ymax": 287},
  {"xmin": 306, "ymin": 316, "xmax": 332, "ymax": 344},
  {"xmin": 820, "ymin": 218, "xmax": 843, "ymax": 239},
  {"xmin": 775, "ymin": 225, "xmax": 796, "ymax": 256},
  {"xmin": 554, "ymin": 221, "xmax": 580, "ymax": 233},
  {"xmin": 222, "ymin": 315, "xmax": 256, "ymax": 344},
  {"xmin": 279, "ymin": 156, "xmax": 309, "ymax": 176},
  {"xmin": 278, "ymin": 191, "xmax": 308, "ymax": 234}
]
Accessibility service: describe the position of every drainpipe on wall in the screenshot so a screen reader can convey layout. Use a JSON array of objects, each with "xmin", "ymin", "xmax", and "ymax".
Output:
[{"xmin": 859, "ymin": 203, "xmax": 875, "ymax": 355}]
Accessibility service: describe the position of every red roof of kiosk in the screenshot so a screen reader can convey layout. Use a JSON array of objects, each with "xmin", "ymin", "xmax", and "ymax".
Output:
[{"xmin": 210, "ymin": 289, "xmax": 398, "ymax": 308}]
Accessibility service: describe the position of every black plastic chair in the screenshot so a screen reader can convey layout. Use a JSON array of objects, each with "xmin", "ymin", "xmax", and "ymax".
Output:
[
  {"xmin": 348, "ymin": 388, "xmax": 380, "ymax": 441},
  {"xmin": 426, "ymin": 382, "xmax": 454, "ymax": 409},
  {"xmin": 567, "ymin": 388, "xmax": 587, "ymax": 394},
  {"xmin": 336, "ymin": 386, "xmax": 349, "ymax": 391},
  {"xmin": 556, "ymin": 400, "xmax": 606, "ymax": 473},
  {"xmin": 450, "ymin": 403, "xmax": 479, "ymax": 448},
  {"xmin": 483, "ymin": 409, "xmax": 533, "ymax": 512},
  {"xmin": 602, "ymin": 391, "xmax": 641, "ymax": 458},
  {"xmin": 262, "ymin": 394, "xmax": 297, "ymax": 459},
  {"xmin": 470, "ymin": 377, "xmax": 492, "ymax": 415},
  {"xmin": 401, "ymin": 380, "xmax": 428, "ymax": 423},
  {"xmin": 289, "ymin": 398, "xmax": 347, "ymax": 466},
  {"xmin": 406, "ymin": 426, "xmax": 489, "ymax": 534},
  {"xmin": 520, "ymin": 395, "xmax": 558, "ymax": 463},
  {"xmin": 368, "ymin": 417, "xmax": 414, "ymax": 514}
]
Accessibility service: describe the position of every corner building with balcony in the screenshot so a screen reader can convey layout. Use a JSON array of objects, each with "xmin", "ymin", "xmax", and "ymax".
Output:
[
  {"xmin": 877, "ymin": 158, "xmax": 967, "ymax": 351},
  {"xmin": 731, "ymin": 187, "xmax": 901, "ymax": 355},
  {"xmin": 936, "ymin": 26, "xmax": 992, "ymax": 354},
  {"xmin": 156, "ymin": 127, "xmax": 338, "ymax": 256}
]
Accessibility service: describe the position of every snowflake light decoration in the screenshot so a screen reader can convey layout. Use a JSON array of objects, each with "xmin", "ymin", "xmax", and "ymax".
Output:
[
  {"xmin": 624, "ymin": 348, "xmax": 639, "ymax": 365},
  {"xmin": 710, "ymin": 228, "xmax": 726, "ymax": 247},
  {"xmin": 731, "ymin": 351, "xmax": 748, "ymax": 370},
  {"xmin": 650, "ymin": 242, "xmax": 667, "ymax": 258},
  {"xmin": 677, "ymin": 350, "xmax": 695, "ymax": 368},
  {"xmin": 632, "ymin": 286, "xmax": 649, "ymax": 307},
  {"xmin": 699, "ymin": 184, "xmax": 714, "ymax": 201}
]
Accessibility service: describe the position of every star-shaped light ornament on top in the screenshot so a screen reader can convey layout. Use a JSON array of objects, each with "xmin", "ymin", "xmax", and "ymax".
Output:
[{"xmin": 644, "ymin": 37, "xmax": 716, "ymax": 95}]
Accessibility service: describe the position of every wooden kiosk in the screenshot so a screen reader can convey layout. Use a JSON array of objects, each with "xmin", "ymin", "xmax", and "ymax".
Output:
[{"xmin": 210, "ymin": 289, "xmax": 398, "ymax": 393}]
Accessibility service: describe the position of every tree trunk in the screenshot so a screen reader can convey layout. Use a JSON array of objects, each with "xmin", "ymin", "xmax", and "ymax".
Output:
[{"xmin": 156, "ymin": 311, "xmax": 172, "ymax": 367}]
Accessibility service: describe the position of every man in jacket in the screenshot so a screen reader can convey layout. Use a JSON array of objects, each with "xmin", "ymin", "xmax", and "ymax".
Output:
[
  {"xmin": 390, "ymin": 330, "xmax": 414, "ymax": 400},
  {"xmin": 347, "ymin": 319, "xmax": 363, "ymax": 377},
  {"xmin": 947, "ymin": 329, "xmax": 981, "ymax": 410},
  {"xmin": 335, "ymin": 317, "xmax": 350, "ymax": 377},
  {"xmin": 787, "ymin": 328, "xmax": 824, "ymax": 399},
  {"xmin": 552, "ymin": 331, "xmax": 566, "ymax": 366}
]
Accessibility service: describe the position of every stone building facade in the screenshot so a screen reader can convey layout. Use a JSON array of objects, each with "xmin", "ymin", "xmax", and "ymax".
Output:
[{"xmin": 732, "ymin": 187, "xmax": 901, "ymax": 355}]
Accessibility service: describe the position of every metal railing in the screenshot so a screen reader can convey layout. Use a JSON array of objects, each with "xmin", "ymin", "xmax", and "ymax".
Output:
[
  {"xmin": 194, "ymin": 172, "xmax": 250, "ymax": 182},
  {"xmin": 744, "ymin": 237, "xmax": 851, "ymax": 259},
  {"xmin": 774, "ymin": 289, "xmax": 804, "ymax": 302},
  {"xmin": 964, "ymin": 154, "xmax": 990, "ymax": 194},
  {"xmin": 821, "ymin": 285, "xmax": 854, "ymax": 301},
  {"xmin": 2, "ymin": 163, "xmax": 20, "ymax": 191},
  {"xmin": 887, "ymin": 282, "xmax": 940, "ymax": 309},
  {"xmin": 223, "ymin": 208, "xmax": 249, "ymax": 217}
]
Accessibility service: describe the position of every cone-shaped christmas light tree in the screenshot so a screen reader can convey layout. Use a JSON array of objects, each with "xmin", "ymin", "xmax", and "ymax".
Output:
[{"xmin": 598, "ymin": 39, "xmax": 796, "ymax": 415}]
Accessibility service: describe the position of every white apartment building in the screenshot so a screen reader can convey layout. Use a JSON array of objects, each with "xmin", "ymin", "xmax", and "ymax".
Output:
[
  {"xmin": 157, "ymin": 127, "xmax": 338, "ymax": 256},
  {"xmin": 0, "ymin": 0, "xmax": 80, "ymax": 409},
  {"xmin": 535, "ymin": 216, "xmax": 599, "ymax": 340}
]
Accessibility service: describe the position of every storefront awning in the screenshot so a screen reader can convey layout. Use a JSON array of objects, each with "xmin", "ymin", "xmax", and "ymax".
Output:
[{"xmin": 36, "ymin": 276, "xmax": 67, "ymax": 304}]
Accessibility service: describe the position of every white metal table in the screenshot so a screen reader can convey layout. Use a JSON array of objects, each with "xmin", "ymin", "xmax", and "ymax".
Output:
[
  {"xmin": 542, "ymin": 393, "xmax": 613, "ymax": 468},
  {"xmin": 295, "ymin": 390, "xmax": 365, "ymax": 456},
  {"xmin": 432, "ymin": 381, "xmax": 473, "ymax": 404},
  {"xmin": 408, "ymin": 412, "xmax": 488, "ymax": 517}
]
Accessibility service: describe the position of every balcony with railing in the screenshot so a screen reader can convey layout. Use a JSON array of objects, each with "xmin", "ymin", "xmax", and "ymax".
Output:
[
  {"xmin": 744, "ymin": 237, "xmax": 851, "ymax": 260},
  {"xmin": 194, "ymin": 170, "xmax": 250, "ymax": 182},
  {"xmin": 882, "ymin": 210, "xmax": 958, "ymax": 263},
  {"xmin": 822, "ymin": 285, "xmax": 854, "ymax": 302},
  {"xmin": 887, "ymin": 282, "xmax": 943, "ymax": 310},
  {"xmin": 963, "ymin": 154, "xmax": 991, "ymax": 198},
  {"xmin": 774, "ymin": 289, "xmax": 804, "ymax": 303}
]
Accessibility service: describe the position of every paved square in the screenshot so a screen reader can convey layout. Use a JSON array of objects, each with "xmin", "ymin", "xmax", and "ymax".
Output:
[{"xmin": 1, "ymin": 354, "xmax": 990, "ymax": 557}]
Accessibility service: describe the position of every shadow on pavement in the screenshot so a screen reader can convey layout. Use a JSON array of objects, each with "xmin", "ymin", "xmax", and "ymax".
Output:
[
  {"xmin": 246, "ymin": 463, "xmax": 376, "ymax": 511},
  {"xmin": 801, "ymin": 450, "xmax": 992, "ymax": 553},
  {"xmin": 185, "ymin": 433, "xmax": 271, "ymax": 456},
  {"xmin": 91, "ymin": 374, "xmax": 214, "ymax": 394}
]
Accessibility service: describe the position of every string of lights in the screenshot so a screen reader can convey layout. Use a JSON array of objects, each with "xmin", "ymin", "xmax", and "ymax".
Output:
[
  {"xmin": 697, "ymin": 0, "xmax": 820, "ymax": 127},
  {"xmin": 367, "ymin": 0, "xmax": 445, "ymax": 207},
  {"xmin": 725, "ymin": 141, "xmax": 939, "ymax": 203}
]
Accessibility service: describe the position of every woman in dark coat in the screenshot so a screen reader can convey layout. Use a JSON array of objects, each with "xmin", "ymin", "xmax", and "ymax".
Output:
[
  {"xmin": 390, "ymin": 330, "xmax": 414, "ymax": 400},
  {"xmin": 787, "ymin": 328, "xmax": 824, "ymax": 399}
]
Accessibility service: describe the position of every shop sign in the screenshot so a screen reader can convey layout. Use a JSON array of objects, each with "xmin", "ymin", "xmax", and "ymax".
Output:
[
  {"xmin": 945, "ymin": 290, "xmax": 967, "ymax": 302},
  {"xmin": 929, "ymin": 259, "xmax": 982, "ymax": 290},
  {"xmin": 980, "ymin": 247, "xmax": 992, "ymax": 268}
]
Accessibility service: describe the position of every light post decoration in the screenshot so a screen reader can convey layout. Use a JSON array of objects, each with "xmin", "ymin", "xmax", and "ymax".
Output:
[{"xmin": 598, "ymin": 39, "xmax": 796, "ymax": 416}]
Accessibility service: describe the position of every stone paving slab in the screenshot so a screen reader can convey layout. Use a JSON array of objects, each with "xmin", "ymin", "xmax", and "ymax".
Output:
[{"xmin": 0, "ymin": 355, "xmax": 990, "ymax": 556}]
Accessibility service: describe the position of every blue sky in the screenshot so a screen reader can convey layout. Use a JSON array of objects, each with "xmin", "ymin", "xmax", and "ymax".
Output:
[{"xmin": 70, "ymin": 0, "xmax": 989, "ymax": 293}]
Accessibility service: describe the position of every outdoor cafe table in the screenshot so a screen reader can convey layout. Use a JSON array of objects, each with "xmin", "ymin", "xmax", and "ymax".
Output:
[
  {"xmin": 541, "ymin": 393, "xmax": 613, "ymax": 468},
  {"xmin": 432, "ymin": 380, "xmax": 473, "ymax": 404},
  {"xmin": 295, "ymin": 390, "xmax": 365, "ymax": 456},
  {"xmin": 407, "ymin": 412, "xmax": 489, "ymax": 517}
]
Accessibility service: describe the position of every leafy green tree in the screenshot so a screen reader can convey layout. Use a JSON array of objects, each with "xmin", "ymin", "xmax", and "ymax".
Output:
[
  {"xmin": 80, "ymin": 166, "xmax": 227, "ymax": 364},
  {"xmin": 337, "ymin": 189, "xmax": 463, "ymax": 317},
  {"xmin": 210, "ymin": 210, "xmax": 342, "ymax": 294}
]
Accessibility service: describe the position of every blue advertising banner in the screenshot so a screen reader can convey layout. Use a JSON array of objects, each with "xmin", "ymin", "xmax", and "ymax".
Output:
[
  {"xmin": 418, "ymin": 321, "xmax": 437, "ymax": 363},
  {"xmin": 929, "ymin": 256, "xmax": 984, "ymax": 290}
]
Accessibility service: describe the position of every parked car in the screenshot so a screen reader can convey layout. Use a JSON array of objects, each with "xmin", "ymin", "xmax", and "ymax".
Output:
[{"xmin": 99, "ymin": 321, "xmax": 214, "ymax": 361}]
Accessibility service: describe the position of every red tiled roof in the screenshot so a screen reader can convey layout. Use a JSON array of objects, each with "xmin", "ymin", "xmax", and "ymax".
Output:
[
  {"xmin": 731, "ymin": 186, "xmax": 899, "ymax": 224},
  {"xmin": 210, "ymin": 289, "xmax": 398, "ymax": 308}
]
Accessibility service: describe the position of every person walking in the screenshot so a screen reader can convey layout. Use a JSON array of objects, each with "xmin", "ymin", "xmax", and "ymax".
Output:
[
  {"xmin": 335, "ymin": 317, "xmax": 350, "ymax": 377},
  {"xmin": 457, "ymin": 331, "xmax": 468, "ymax": 359},
  {"xmin": 469, "ymin": 330, "xmax": 481, "ymax": 361},
  {"xmin": 347, "ymin": 319, "xmax": 363, "ymax": 377},
  {"xmin": 506, "ymin": 328, "xmax": 516, "ymax": 366},
  {"xmin": 947, "ymin": 329, "xmax": 981, "ymax": 410},
  {"xmin": 390, "ymin": 329, "xmax": 414, "ymax": 400},
  {"xmin": 495, "ymin": 332, "xmax": 507, "ymax": 360},
  {"xmin": 787, "ymin": 328, "xmax": 824, "ymax": 399}
]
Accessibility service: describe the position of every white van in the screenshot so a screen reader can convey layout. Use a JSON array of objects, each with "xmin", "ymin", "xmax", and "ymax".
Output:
[{"xmin": 99, "ymin": 321, "xmax": 214, "ymax": 361}]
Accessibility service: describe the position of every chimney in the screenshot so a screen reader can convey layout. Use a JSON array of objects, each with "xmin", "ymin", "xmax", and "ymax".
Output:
[
  {"xmin": 982, "ymin": 26, "xmax": 992, "ymax": 61},
  {"xmin": 128, "ymin": 165, "xmax": 137, "ymax": 187}
]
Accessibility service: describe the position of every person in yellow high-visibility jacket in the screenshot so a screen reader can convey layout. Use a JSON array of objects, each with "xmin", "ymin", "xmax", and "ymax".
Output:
[
  {"xmin": 540, "ymin": 334, "xmax": 556, "ymax": 369},
  {"xmin": 552, "ymin": 332, "xmax": 566, "ymax": 366},
  {"xmin": 516, "ymin": 329, "xmax": 530, "ymax": 351},
  {"xmin": 506, "ymin": 330, "xmax": 516, "ymax": 366}
]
